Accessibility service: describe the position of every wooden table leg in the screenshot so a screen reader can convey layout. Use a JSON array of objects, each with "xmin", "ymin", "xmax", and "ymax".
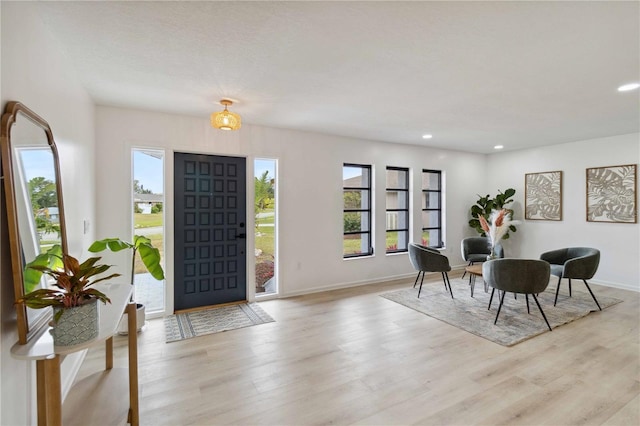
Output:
[
  {"xmin": 37, "ymin": 355, "xmax": 62, "ymax": 426},
  {"xmin": 36, "ymin": 360, "xmax": 47, "ymax": 426},
  {"xmin": 106, "ymin": 336, "xmax": 113, "ymax": 370},
  {"xmin": 127, "ymin": 302, "xmax": 139, "ymax": 426}
]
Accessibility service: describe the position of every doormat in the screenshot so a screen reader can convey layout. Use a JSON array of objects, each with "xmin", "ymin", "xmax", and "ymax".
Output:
[
  {"xmin": 164, "ymin": 303, "xmax": 274, "ymax": 343},
  {"xmin": 380, "ymin": 278, "xmax": 622, "ymax": 347}
]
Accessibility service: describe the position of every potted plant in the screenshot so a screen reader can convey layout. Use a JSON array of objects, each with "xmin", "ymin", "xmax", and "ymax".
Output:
[
  {"xmin": 89, "ymin": 235, "xmax": 164, "ymax": 333},
  {"xmin": 17, "ymin": 247, "xmax": 120, "ymax": 346}
]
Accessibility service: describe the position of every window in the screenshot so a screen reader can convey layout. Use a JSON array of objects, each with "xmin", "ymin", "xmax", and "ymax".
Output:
[
  {"xmin": 255, "ymin": 158, "xmax": 277, "ymax": 296},
  {"xmin": 343, "ymin": 164, "xmax": 373, "ymax": 258},
  {"xmin": 421, "ymin": 169, "xmax": 443, "ymax": 248},
  {"xmin": 132, "ymin": 148, "xmax": 165, "ymax": 314},
  {"xmin": 386, "ymin": 167, "xmax": 409, "ymax": 253}
]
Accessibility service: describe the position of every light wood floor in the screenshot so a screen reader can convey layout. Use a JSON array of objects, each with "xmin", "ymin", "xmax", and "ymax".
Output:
[{"xmin": 77, "ymin": 273, "xmax": 640, "ymax": 425}]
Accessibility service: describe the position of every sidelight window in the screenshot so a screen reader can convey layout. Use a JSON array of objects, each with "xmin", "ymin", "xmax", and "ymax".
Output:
[
  {"xmin": 255, "ymin": 158, "xmax": 277, "ymax": 296},
  {"xmin": 132, "ymin": 148, "xmax": 165, "ymax": 314}
]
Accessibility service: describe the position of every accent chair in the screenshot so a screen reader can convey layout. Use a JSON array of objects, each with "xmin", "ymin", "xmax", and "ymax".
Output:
[
  {"xmin": 408, "ymin": 243, "xmax": 454, "ymax": 299},
  {"xmin": 539, "ymin": 247, "xmax": 601, "ymax": 310},
  {"xmin": 460, "ymin": 236, "xmax": 504, "ymax": 278},
  {"xmin": 483, "ymin": 258, "xmax": 552, "ymax": 331}
]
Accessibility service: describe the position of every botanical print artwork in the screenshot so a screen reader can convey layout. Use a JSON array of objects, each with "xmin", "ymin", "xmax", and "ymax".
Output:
[
  {"xmin": 586, "ymin": 164, "xmax": 637, "ymax": 223},
  {"xmin": 525, "ymin": 171, "xmax": 562, "ymax": 221}
]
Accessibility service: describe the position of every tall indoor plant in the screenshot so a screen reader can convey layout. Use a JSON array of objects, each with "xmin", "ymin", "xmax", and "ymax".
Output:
[
  {"xmin": 468, "ymin": 188, "xmax": 518, "ymax": 239},
  {"xmin": 89, "ymin": 235, "xmax": 164, "ymax": 332}
]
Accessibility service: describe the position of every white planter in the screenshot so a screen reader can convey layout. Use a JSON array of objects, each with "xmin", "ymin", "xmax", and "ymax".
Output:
[{"xmin": 117, "ymin": 303, "xmax": 146, "ymax": 335}]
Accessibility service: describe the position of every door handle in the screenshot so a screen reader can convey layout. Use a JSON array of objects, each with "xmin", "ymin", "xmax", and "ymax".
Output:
[{"xmin": 237, "ymin": 233, "xmax": 246, "ymax": 239}]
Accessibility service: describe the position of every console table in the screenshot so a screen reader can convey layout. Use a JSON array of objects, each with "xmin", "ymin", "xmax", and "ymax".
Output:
[{"xmin": 11, "ymin": 283, "xmax": 139, "ymax": 426}]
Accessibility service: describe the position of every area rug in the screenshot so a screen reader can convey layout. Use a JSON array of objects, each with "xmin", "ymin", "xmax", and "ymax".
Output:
[
  {"xmin": 164, "ymin": 303, "xmax": 274, "ymax": 343},
  {"xmin": 380, "ymin": 278, "xmax": 622, "ymax": 346}
]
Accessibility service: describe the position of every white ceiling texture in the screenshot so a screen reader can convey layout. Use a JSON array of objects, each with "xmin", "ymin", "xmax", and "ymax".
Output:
[{"xmin": 34, "ymin": 0, "xmax": 639, "ymax": 153}]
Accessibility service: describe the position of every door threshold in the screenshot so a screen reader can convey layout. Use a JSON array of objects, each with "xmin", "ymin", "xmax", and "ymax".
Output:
[{"xmin": 174, "ymin": 300, "xmax": 248, "ymax": 315}]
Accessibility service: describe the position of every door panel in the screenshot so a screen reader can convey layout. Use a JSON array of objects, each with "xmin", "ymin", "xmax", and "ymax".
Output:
[{"xmin": 174, "ymin": 152, "xmax": 246, "ymax": 311}]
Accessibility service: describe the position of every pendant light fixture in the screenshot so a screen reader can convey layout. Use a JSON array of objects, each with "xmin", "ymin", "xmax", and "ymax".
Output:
[{"xmin": 211, "ymin": 99, "xmax": 241, "ymax": 130}]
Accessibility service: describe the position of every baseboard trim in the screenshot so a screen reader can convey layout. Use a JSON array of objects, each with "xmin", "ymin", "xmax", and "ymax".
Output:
[
  {"xmin": 590, "ymin": 280, "xmax": 639, "ymax": 293},
  {"xmin": 278, "ymin": 266, "xmax": 637, "ymax": 299},
  {"xmin": 281, "ymin": 269, "xmax": 467, "ymax": 298}
]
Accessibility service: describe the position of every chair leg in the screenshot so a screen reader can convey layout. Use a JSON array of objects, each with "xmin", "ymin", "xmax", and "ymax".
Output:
[
  {"xmin": 488, "ymin": 288, "xmax": 495, "ymax": 310},
  {"xmin": 494, "ymin": 290, "xmax": 506, "ymax": 324},
  {"xmin": 532, "ymin": 294, "xmax": 552, "ymax": 331},
  {"xmin": 462, "ymin": 261, "xmax": 472, "ymax": 279},
  {"xmin": 443, "ymin": 272, "xmax": 454, "ymax": 299},
  {"xmin": 417, "ymin": 272, "xmax": 425, "ymax": 298},
  {"xmin": 470, "ymin": 274, "xmax": 475, "ymax": 298},
  {"xmin": 554, "ymin": 276, "xmax": 562, "ymax": 306},
  {"xmin": 413, "ymin": 271, "xmax": 421, "ymax": 288},
  {"xmin": 582, "ymin": 280, "xmax": 602, "ymax": 311},
  {"xmin": 526, "ymin": 294, "xmax": 530, "ymax": 314},
  {"xmin": 569, "ymin": 279, "xmax": 572, "ymax": 297}
]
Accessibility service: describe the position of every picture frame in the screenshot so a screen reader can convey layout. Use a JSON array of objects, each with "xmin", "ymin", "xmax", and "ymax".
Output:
[
  {"xmin": 586, "ymin": 164, "xmax": 637, "ymax": 223},
  {"xmin": 525, "ymin": 170, "xmax": 562, "ymax": 221}
]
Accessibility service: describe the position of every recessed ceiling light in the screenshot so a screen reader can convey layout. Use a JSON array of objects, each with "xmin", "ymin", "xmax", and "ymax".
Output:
[
  {"xmin": 494, "ymin": 145, "xmax": 504, "ymax": 150},
  {"xmin": 422, "ymin": 134, "xmax": 433, "ymax": 139},
  {"xmin": 617, "ymin": 83, "xmax": 640, "ymax": 92}
]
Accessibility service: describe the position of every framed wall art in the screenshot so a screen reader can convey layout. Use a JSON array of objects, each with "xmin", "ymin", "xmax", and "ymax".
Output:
[
  {"xmin": 525, "ymin": 170, "xmax": 562, "ymax": 221},
  {"xmin": 586, "ymin": 164, "xmax": 637, "ymax": 223}
]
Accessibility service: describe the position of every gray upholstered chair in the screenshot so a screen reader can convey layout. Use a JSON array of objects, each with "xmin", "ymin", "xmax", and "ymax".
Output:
[
  {"xmin": 460, "ymin": 237, "xmax": 504, "ymax": 278},
  {"xmin": 483, "ymin": 258, "xmax": 552, "ymax": 331},
  {"xmin": 539, "ymin": 247, "xmax": 601, "ymax": 310},
  {"xmin": 408, "ymin": 243, "xmax": 453, "ymax": 299}
]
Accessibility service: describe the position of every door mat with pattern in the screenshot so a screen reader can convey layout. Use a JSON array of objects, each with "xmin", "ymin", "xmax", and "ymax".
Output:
[
  {"xmin": 164, "ymin": 302, "xmax": 274, "ymax": 343},
  {"xmin": 380, "ymin": 278, "xmax": 622, "ymax": 346}
]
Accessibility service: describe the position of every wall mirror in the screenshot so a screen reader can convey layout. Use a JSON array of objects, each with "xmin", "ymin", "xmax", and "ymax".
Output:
[{"xmin": 1, "ymin": 101, "xmax": 67, "ymax": 344}]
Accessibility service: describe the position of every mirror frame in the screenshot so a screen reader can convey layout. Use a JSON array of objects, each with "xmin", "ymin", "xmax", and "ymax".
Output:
[{"xmin": 0, "ymin": 101, "xmax": 68, "ymax": 344}]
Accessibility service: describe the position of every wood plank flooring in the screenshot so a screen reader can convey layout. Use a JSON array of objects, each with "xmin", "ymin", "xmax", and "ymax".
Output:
[{"xmin": 76, "ymin": 273, "xmax": 640, "ymax": 425}]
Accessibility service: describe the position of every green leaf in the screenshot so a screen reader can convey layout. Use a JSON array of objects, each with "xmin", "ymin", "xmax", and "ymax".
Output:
[
  {"xmin": 88, "ymin": 236, "xmax": 164, "ymax": 284},
  {"xmin": 23, "ymin": 245, "xmax": 64, "ymax": 293},
  {"xmin": 137, "ymin": 243, "xmax": 165, "ymax": 280},
  {"xmin": 133, "ymin": 235, "xmax": 152, "ymax": 247},
  {"xmin": 89, "ymin": 238, "xmax": 131, "ymax": 253}
]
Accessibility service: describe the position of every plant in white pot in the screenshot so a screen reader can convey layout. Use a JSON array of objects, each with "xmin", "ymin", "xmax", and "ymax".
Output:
[
  {"xmin": 89, "ymin": 235, "xmax": 164, "ymax": 333},
  {"xmin": 17, "ymin": 246, "xmax": 119, "ymax": 346}
]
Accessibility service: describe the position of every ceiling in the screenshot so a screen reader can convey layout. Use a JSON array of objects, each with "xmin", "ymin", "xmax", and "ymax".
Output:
[{"xmin": 33, "ymin": 1, "xmax": 639, "ymax": 154}]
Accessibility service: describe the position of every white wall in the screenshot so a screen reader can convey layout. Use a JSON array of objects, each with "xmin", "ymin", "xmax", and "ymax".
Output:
[
  {"xmin": 486, "ymin": 133, "xmax": 640, "ymax": 290},
  {"xmin": 96, "ymin": 108, "xmax": 640, "ymax": 309},
  {"xmin": 95, "ymin": 106, "xmax": 488, "ymax": 305},
  {"xmin": 1, "ymin": 2, "xmax": 96, "ymax": 425}
]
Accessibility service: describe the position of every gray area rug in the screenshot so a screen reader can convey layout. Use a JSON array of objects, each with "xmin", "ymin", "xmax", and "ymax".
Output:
[
  {"xmin": 164, "ymin": 303, "xmax": 274, "ymax": 343},
  {"xmin": 381, "ymin": 278, "xmax": 622, "ymax": 346}
]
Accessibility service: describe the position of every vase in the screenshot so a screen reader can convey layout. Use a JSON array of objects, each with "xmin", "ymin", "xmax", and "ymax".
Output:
[
  {"xmin": 486, "ymin": 247, "xmax": 497, "ymax": 261},
  {"xmin": 52, "ymin": 299, "xmax": 99, "ymax": 346}
]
